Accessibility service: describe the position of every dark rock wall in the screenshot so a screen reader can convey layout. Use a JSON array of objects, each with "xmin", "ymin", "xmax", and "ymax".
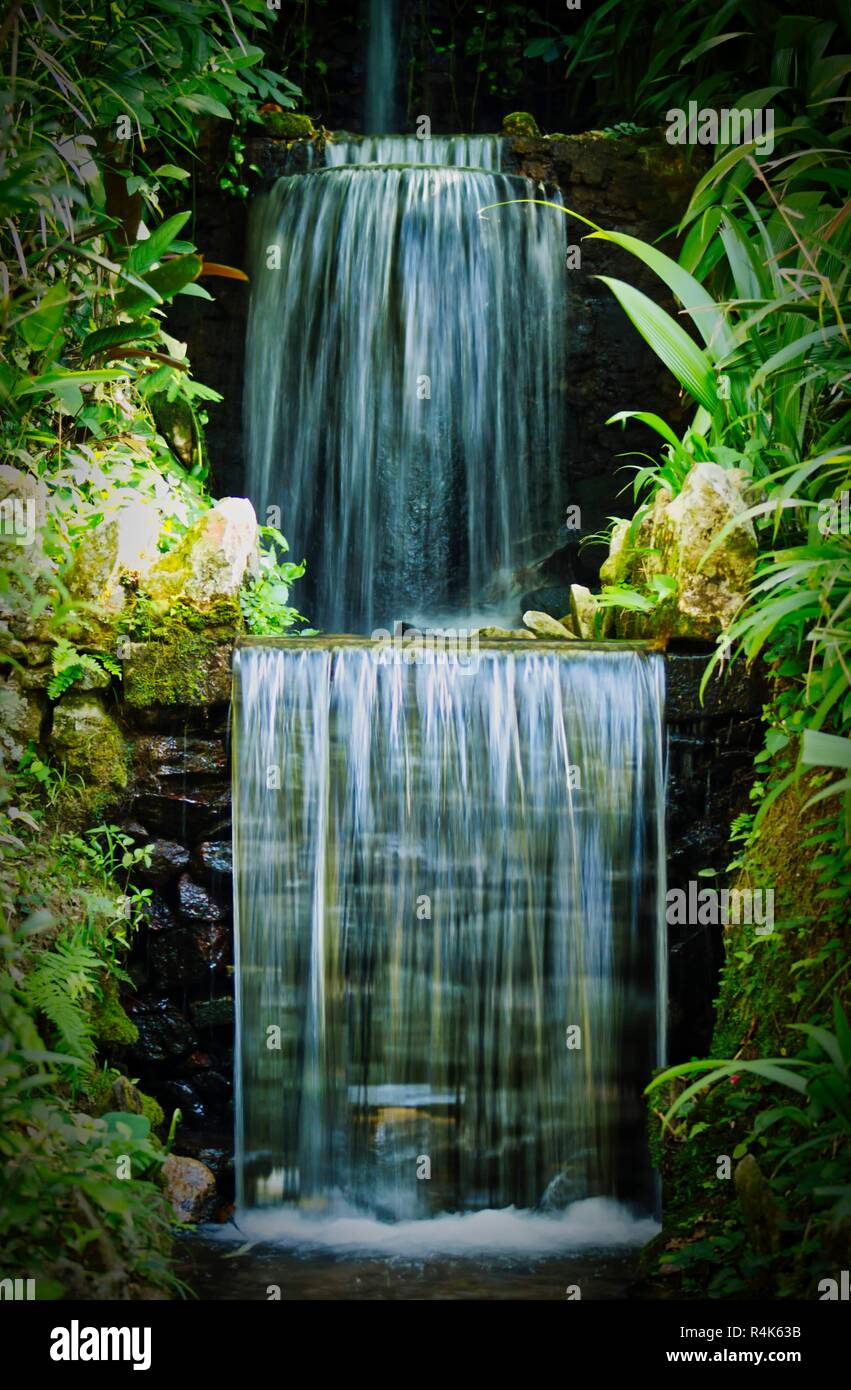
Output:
[{"xmin": 114, "ymin": 673, "xmax": 236, "ymax": 1198}]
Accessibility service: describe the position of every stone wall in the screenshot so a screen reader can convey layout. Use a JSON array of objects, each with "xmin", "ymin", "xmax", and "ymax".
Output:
[{"xmin": 116, "ymin": 642, "xmax": 236, "ymax": 1201}]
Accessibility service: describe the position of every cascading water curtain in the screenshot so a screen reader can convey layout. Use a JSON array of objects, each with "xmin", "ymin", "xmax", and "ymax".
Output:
[
  {"xmin": 244, "ymin": 142, "xmax": 568, "ymax": 634},
  {"xmin": 233, "ymin": 643, "xmax": 666, "ymax": 1220}
]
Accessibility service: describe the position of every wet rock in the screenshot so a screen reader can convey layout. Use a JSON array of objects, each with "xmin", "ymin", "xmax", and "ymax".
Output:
[
  {"xmin": 137, "ymin": 838, "xmax": 191, "ymax": 887},
  {"xmin": 665, "ymin": 652, "xmax": 765, "ymax": 720},
  {"xmin": 522, "ymin": 610, "xmax": 576, "ymax": 639},
  {"xmin": 133, "ymin": 788, "xmax": 231, "ymax": 842},
  {"xmin": 124, "ymin": 997, "xmax": 197, "ymax": 1064},
  {"xmin": 519, "ymin": 585, "xmax": 572, "ymax": 620},
  {"xmin": 0, "ymin": 471, "xmax": 56, "ymax": 644},
  {"xmin": 0, "ymin": 463, "xmax": 48, "ymax": 531},
  {"xmin": 191, "ymin": 1069, "xmax": 232, "ymax": 1104},
  {"xmin": 191, "ymin": 840, "xmax": 233, "ymax": 883},
  {"xmin": 191, "ymin": 997, "xmax": 234, "ymax": 1031},
  {"xmin": 148, "ymin": 922, "xmax": 228, "ymax": 985},
  {"xmin": 123, "ymin": 640, "xmax": 233, "ymax": 709},
  {"xmin": 145, "ymin": 497, "xmax": 257, "ymax": 608},
  {"xmin": 68, "ymin": 507, "xmax": 161, "ymax": 610},
  {"xmin": 49, "ymin": 694, "xmax": 127, "ymax": 802},
  {"xmin": 177, "ymin": 873, "xmax": 226, "ymax": 922},
  {"xmin": 160, "ymin": 1153, "xmax": 217, "ymax": 1221},
  {"xmin": 160, "ymin": 1080, "xmax": 207, "ymax": 1127},
  {"xmin": 652, "ymin": 464, "xmax": 757, "ymax": 638},
  {"xmin": 569, "ymin": 584, "xmax": 599, "ymax": 640},
  {"xmin": 144, "ymin": 891, "xmax": 179, "ymax": 934},
  {"xmin": 135, "ymin": 734, "xmax": 228, "ymax": 782}
]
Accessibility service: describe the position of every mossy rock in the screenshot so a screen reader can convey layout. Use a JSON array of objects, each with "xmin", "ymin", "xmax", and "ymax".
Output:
[
  {"xmin": 90, "ymin": 977, "xmax": 139, "ymax": 1048},
  {"xmin": 123, "ymin": 636, "xmax": 233, "ymax": 709},
  {"xmin": 260, "ymin": 109, "xmax": 316, "ymax": 140},
  {"xmin": 502, "ymin": 111, "xmax": 541, "ymax": 137},
  {"xmin": 49, "ymin": 693, "xmax": 128, "ymax": 815}
]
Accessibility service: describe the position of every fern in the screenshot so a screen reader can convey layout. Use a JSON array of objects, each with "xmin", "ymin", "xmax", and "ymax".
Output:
[
  {"xmin": 23, "ymin": 934, "xmax": 104, "ymax": 1071},
  {"xmin": 47, "ymin": 638, "xmax": 121, "ymax": 700}
]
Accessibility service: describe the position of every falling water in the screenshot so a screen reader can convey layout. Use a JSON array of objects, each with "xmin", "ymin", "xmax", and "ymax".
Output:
[
  {"xmin": 244, "ymin": 142, "xmax": 567, "ymax": 633},
  {"xmin": 233, "ymin": 642, "xmax": 666, "ymax": 1222},
  {"xmin": 365, "ymin": 0, "xmax": 398, "ymax": 135}
]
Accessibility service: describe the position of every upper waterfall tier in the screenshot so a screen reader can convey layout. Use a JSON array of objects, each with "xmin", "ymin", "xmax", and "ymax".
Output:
[
  {"xmin": 326, "ymin": 135, "xmax": 503, "ymax": 169},
  {"xmin": 244, "ymin": 158, "xmax": 567, "ymax": 633}
]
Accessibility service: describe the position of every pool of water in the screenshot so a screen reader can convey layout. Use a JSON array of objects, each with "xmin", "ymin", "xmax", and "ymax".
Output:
[{"xmin": 178, "ymin": 1198, "xmax": 658, "ymax": 1301}]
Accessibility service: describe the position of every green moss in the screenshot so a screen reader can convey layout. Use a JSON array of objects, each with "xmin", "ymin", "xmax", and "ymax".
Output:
[
  {"xmin": 261, "ymin": 109, "xmax": 316, "ymax": 139},
  {"xmin": 90, "ymin": 976, "xmax": 138, "ymax": 1048},
  {"xmin": 140, "ymin": 1091, "xmax": 165, "ymax": 1133},
  {"xmin": 123, "ymin": 630, "xmax": 231, "ymax": 708},
  {"xmin": 502, "ymin": 111, "xmax": 541, "ymax": 136}
]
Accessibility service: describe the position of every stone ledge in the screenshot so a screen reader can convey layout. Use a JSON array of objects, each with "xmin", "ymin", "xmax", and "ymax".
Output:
[{"xmin": 123, "ymin": 640, "xmax": 233, "ymax": 709}]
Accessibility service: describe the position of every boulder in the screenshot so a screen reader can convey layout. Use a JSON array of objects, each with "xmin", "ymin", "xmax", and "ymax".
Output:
[
  {"xmin": 67, "ymin": 519, "xmax": 120, "ymax": 606},
  {"xmin": 145, "ymin": 497, "xmax": 257, "ymax": 609},
  {"xmin": 568, "ymin": 584, "xmax": 599, "ymax": 640},
  {"xmin": 522, "ymin": 610, "xmax": 576, "ymax": 639},
  {"xmin": 136, "ymin": 838, "xmax": 191, "ymax": 887},
  {"xmin": 599, "ymin": 518, "xmax": 630, "ymax": 586},
  {"xmin": 657, "ymin": 463, "xmax": 757, "ymax": 638},
  {"xmin": 477, "ymin": 627, "xmax": 536, "ymax": 640},
  {"xmin": 0, "ymin": 679, "xmax": 44, "ymax": 763},
  {"xmin": 49, "ymin": 693, "xmax": 127, "ymax": 800},
  {"xmin": 601, "ymin": 465, "xmax": 757, "ymax": 640},
  {"xmin": 160, "ymin": 1154, "xmax": 217, "ymax": 1222},
  {"xmin": 176, "ymin": 873, "xmax": 226, "ymax": 923},
  {"xmin": 123, "ymin": 639, "xmax": 233, "ymax": 709}
]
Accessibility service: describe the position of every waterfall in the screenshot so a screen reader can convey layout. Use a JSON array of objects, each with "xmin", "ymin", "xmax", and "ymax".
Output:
[
  {"xmin": 244, "ymin": 140, "xmax": 567, "ymax": 634},
  {"xmin": 233, "ymin": 642, "xmax": 666, "ymax": 1221},
  {"xmin": 365, "ymin": 0, "xmax": 398, "ymax": 135}
]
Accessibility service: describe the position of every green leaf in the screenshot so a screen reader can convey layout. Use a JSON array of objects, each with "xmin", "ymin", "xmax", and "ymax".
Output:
[
  {"xmin": 117, "ymin": 254, "xmax": 202, "ymax": 315},
  {"xmin": 595, "ymin": 276, "xmax": 719, "ymax": 413},
  {"xmin": 153, "ymin": 164, "xmax": 190, "ymax": 181},
  {"xmin": 175, "ymin": 93, "xmax": 232, "ymax": 121},
  {"xmin": 801, "ymin": 729, "xmax": 851, "ymax": 771},
  {"xmin": 80, "ymin": 320, "xmax": 158, "ymax": 360},
  {"xmin": 20, "ymin": 283, "xmax": 66, "ymax": 352},
  {"xmin": 126, "ymin": 211, "xmax": 192, "ymax": 276}
]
